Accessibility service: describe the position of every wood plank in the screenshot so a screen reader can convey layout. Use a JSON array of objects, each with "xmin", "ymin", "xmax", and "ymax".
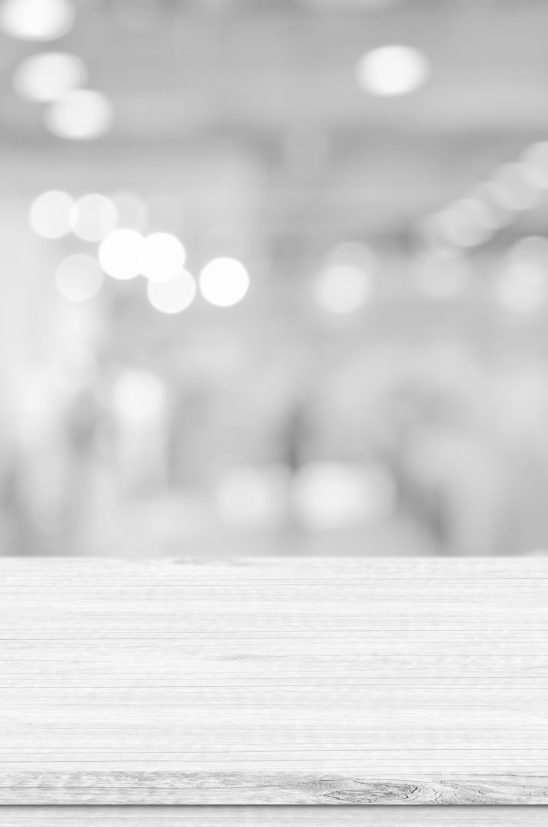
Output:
[
  {"xmin": 0, "ymin": 807, "xmax": 546, "ymax": 826},
  {"xmin": 0, "ymin": 557, "xmax": 547, "ymax": 804}
]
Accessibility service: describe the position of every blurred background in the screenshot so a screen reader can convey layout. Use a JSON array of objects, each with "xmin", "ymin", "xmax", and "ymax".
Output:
[{"xmin": 1, "ymin": 0, "xmax": 548, "ymax": 557}]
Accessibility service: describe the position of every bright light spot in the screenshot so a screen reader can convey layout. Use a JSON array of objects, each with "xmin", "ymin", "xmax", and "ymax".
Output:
[
  {"xmin": 29, "ymin": 190, "xmax": 73, "ymax": 239},
  {"xmin": 109, "ymin": 190, "xmax": 148, "ymax": 232},
  {"xmin": 71, "ymin": 193, "xmax": 118, "ymax": 242},
  {"xmin": 45, "ymin": 90, "xmax": 114, "ymax": 140},
  {"xmin": 356, "ymin": 45, "xmax": 430, "ymax": 97},
  {"xmin": 55, "ymin": 253, "xmax": 104, "ymax": 303},
  {"xmin": 147, "ymin": 269, "xmax": 196, "ymax": 314},
  {"xmin": 497, "ymin": 260, "xmax": 548, "ymax": 314},
  {"xmin": 490, "ymin": 163, "xmax": 543, "ymax": 212},
  {"xmin": 112, "ymin": 370, "xmax": 164, "ymax": 423},
  {"xmin": 0, "ymin": 0, "xmax": 74, "ymax": 41},
  {"xmin": 13, "ymin": 52, "xmax": 87, "ymax": 103},
  {"xmin": 415, "ymin": 248, "xmax": 470, "ymax": 299},
  {"xmin": 99, "ymin": 229, "xmax": 144, "ymax": 280},
  {"xmin": 316, "ymin": 263, "xmax": 371, "ymax": 314},
  {"xmin": 199, "ymin": 257, "xmax": 250, "ymax": 307},
  {"xmin": 141, "ymin": 232, "xmax": 186, "ymax": 283},
  {"xmin": 293, "ymin": 463, "xmax": 394, "ymax": 530}
]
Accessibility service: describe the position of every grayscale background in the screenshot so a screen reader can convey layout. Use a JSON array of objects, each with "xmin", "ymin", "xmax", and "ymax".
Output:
[{"xmin": 1, "ymin": 0, "xmax": 547, "ymax": 558}]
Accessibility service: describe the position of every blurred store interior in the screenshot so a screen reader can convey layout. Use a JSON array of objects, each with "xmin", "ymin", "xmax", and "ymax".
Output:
[{"xmin": 2, "ymin": 0, "xmax": 548, "ymax": 556}]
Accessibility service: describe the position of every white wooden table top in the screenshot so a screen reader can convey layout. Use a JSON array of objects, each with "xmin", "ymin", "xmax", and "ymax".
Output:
[
  {"xmin": 1, "ymin": 807, "xmax": 547, "ymax": 826},
  {"xmin": 0, "ymin": 556, "xmax": 547, "ymax": 805}
]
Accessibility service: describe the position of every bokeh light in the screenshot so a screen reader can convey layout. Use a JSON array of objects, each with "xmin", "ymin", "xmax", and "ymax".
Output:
[
  {"xmin": 316, "ymin": 263, "xmax": 372, "ymax": 314},
  {"xmin": 141, "ymin": 232, "xmax": 187, "ymax": 283},
  {"xmin": 99, "ymin": 229, "xmax": 144, "ymax": 280},
  {"xmin": 199, "ymin": 257, "xmax": 250, "ymax": 307},
  {"xmin": 147, "ymin": 269, "xmax": 197, "ymax": 314},
  {"xmin": 55, "ymin": 253, "xmax": 104, "ymax": 303},
  {"xmin": 29, "ymin": 190, "xmax": 73, "ymax": 239},
  {"xmin": 0, "ymin": 0, "xmax": 74, "ymax": 41},
  {"xmin": 356, "ymin": 45, "xmax": 430, "ymax": 97},
  {"xmin": 71, "ymin": 193, "xmax": 118, "ymax": 242},
  {"xmin": 8, "ymin": 0, "xmax": 548, "ymax": 564},
  {"xmin": 44, "ymin": 90, "xmax": 114, "ymax": 140},
  {"xmin": 13, "ymin": 52, "xmax": 87, "ymax": 103}
]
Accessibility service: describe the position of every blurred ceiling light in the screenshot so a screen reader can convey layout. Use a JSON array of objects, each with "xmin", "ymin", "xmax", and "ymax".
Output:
[
  {"xmin": 0, "ymin": 0, "xmax": 74, "ymax": 41},
  {"xmin": 98, "ymin": 229, "xmax": 144, "ymax": 280},
  {"xmin": 44, "ymin": 89, "xmax": 114, "ymax": 140},
  {"xmin": 356, "ymin": 45, "xmax": 430, "ymax": 97},
  {"xmin": 112, "ymin": 370, "xmax": 164, "ymax": 423},
  {"xmin": 141, "ymin": 232, "xmax": 186, "ymax": 283},
  {"xmin": 71, "ymin": 193, "xmax": 118, "ymax": 242},
  {"xmin": 316, "ymin": 263, "xmax": 372, "ymax": 314},
  {"xmin": 55, "ymin": 253, "xmax": 104, "ymax": 303},
  {"xmin": 521, "ymin": 142, "xmax": 548, "ymax": 189},
  {"xmin": 147, "ymin": 269, "xmax": 196, "ymax": 314},
  {"xmin": 13, "ymin": 52, "xmax": 87, "ymax": 103},
  {"xmin": 497, "ymin": 259, "xmax": 548, "ymax": 314},
  {"xmin": 490, "ymin": 162, "xmax": 544, "ymax": 212},
  {"xmin": 109, "ymin": 190, "xmax": 148, "ymax": 232},
  {"xmin": 199, "ymin": 257, "xmax": 250, "ymax": 307},
  {"xmin": 29, "ymin": 189, "xmax": 73, "ymax": 239}
]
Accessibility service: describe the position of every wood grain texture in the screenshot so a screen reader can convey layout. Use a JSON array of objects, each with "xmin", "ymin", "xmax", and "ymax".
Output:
[
  {"xmin": 0, "ymin": 556, "xmax": 547, "ymax": 804},
  {"xmin": 0, "ymin": 807, "xmax": 547, "ymax": 826}
]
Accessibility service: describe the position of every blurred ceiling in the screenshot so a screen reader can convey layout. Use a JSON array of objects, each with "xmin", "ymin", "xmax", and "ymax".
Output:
[{"xmin": 1, "ymin": 0, "xmax": 548, "ymax": 247}]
